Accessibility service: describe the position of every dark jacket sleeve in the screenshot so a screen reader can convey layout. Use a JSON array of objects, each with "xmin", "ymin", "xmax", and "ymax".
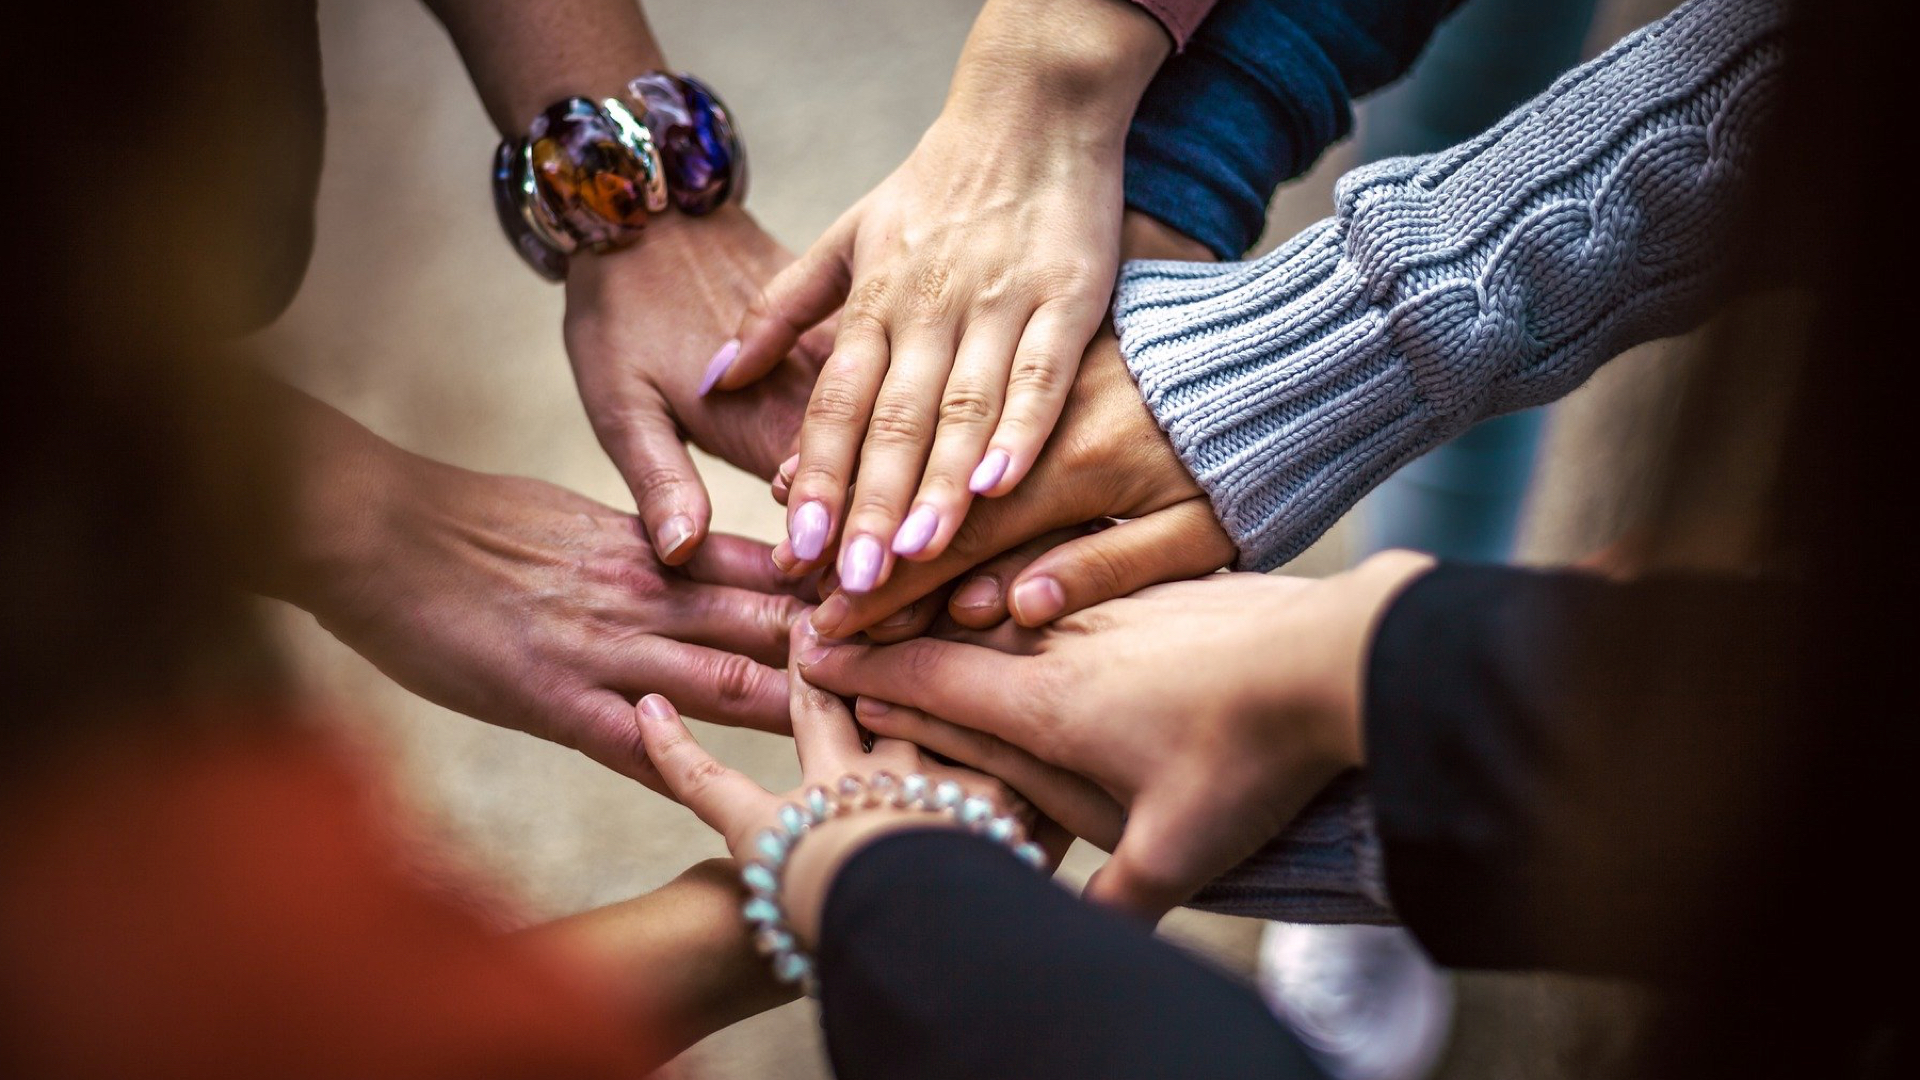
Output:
[
  {"xmin": 1364, "ymin": 563, "xmax": 1806, "ymax": 980},
  {"xmin": 818, "ymin": 829, "xmax": 1327, "ymax": 1080},
  {"xmin": 1124, "ymin": 0, "xmax": 1461, "ymax": 258}
]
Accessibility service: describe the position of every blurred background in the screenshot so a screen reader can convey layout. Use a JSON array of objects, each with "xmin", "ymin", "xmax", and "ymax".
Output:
[{"xmin": 259, "ymin": 0, "xmax": 1684, "ymax": 1075}]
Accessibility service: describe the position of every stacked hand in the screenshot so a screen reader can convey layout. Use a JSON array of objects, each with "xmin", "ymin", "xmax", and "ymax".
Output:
[
  {"xmin": 797, "ymin": 554, "xmax": 1436, "ymax": 919},
  {"xmin": 276, "ymin": 392, "xmax": 813, "ymax": 787},
  {"xmin": 710, "ymin": 0, "xmax": 1170, "ymax": 599},
  {"xmin": 564, "ymin": 206, "xmax": 832, "ymax": 563}
]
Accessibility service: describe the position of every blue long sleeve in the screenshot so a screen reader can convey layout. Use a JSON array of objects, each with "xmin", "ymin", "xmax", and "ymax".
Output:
[{"xmin": 1125, "ymin": 0, "xmax": 1462, "ymax": 259}]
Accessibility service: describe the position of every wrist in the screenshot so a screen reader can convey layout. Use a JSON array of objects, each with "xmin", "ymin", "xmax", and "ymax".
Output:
[
  {"xmin": 781, "ymin": 811, "xmax": 961, "ymax": 948},
  {"xmin": 946, "ymin": 0, "xmax": 1169, "ymax": 140},
  {"xmin": 1331, "ymin": 551, "xmax": 1439, "ymax": 765},
  {"xmin": 269, "ymin": 400, "xmax": 423, "ymax": 619}
]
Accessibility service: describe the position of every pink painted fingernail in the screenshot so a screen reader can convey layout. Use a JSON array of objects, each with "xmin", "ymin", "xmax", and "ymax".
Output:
[
  {"xmin": 840, "ymin": 535, "xmax": 883, "ymax": 593},
  {"xmin": 698, "ymin": 339, "xmax": 740, "ymax": 396},
  {"xmin": 790, "ymin": 501, "xmax": 829, "ymax": 561},
  {"xmin": 951, "ymin": 575, "xmax": 1001, "ymax": 610},
  {"xmin": 639, "ymin": 694, "xmax": 677, "ymax": 720},
  {"xmin": 969, "ymin": 449, "xmax": 1010, "ymax": 494},
  {"xmin": 891, "ymin": 505, "xmax": 940, "ymax": 556},
  {"xmin": 1010, "ymin": 575, "xmax": 1066, "ymax": 624}
]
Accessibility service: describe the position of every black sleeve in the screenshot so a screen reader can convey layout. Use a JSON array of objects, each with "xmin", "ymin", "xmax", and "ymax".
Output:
[
  {"xmin": 1364, "ymin": 563, "xmax": 1804, "ymax": 980},
  {"xmin": 818, "ymin": 830, "xmax": 1327, "ymax": 1080}
]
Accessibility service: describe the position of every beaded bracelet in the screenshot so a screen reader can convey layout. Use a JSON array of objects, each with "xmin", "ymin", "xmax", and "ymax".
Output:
[{"xmin": 740, "ymin": 771, "xmax": 1047, "ymax": 998}]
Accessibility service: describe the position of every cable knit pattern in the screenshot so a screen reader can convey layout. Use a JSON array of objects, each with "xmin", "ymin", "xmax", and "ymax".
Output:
[{"xmin": 1114, "ymin": 0, "xmax": 1786, "ymax": 570}]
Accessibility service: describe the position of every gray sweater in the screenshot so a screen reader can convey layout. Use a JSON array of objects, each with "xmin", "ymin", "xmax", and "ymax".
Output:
[{"xmin": 1172, "ymin": 0, "xmax": 1787, "ymax": 921}]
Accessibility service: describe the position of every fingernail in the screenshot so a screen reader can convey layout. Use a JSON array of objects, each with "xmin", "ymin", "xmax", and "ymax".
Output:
[
  {"xmin": 657, "ymin": 514, "xmax": 696, "ymax": 560},
  {"xmin": 875, "ymin": 603, "xmax": 917, "ymax": 629},
  {"xmin": 639, "ymin": 694, "xmax": 676, "ymax": 721},
  {"xmin": 777, "ymin": 454, "xmax": 799, "ymax": 484},
  {"xmin": 969, "ymin": 449, "xmax": 1010, "ymax": 494},
  {"xmin": 840, "ymin": 535, "xmax": 883, "ymax": 593},
  {"xmin": 790, "ymin": 501, "xmax": 829, "ymax": 561},
  {"xmin": 891, "ymin": 505, "xmax": 939, "ymax": 557},
  {"xmin": 795, "ymin": 642, "xmax": 833, "ymax": 667},
  {"xmin": 951, "ymin": 575, "xmax": 1001, "ymax": 610},
  {"xmin": 698, "ymin": 339, "xmax": 740, "ymax": 396},
  {"xmin": 811, "ymin": 594, "xmax": 851, "ymax": 635},
  {"xmin": 1010, "ymin": 576, "xmax": 1066, "ymax": 624},
  {"xmin": 855, "ymin": 697, "xmax": 893, "ymax": 719}
]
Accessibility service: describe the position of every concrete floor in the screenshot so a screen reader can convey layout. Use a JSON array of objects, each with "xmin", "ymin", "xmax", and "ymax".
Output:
[{"xmin": 259, "ymin": 0, "xmax": 1683, "ymax": 1075}]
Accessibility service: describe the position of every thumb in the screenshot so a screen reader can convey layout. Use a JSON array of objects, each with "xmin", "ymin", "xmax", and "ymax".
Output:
[
  {"xmin": 1007, "ymin": 501, "xmax": 1236, "ymax": 626},
  {"xmin": 602, "ymin": 393, "xmax": 713, "ymax": 566},
  {"xmin": 1083, "ymin": 769, "xmax": 1275, "ymax": 922},
  {"xmin": 711, "ymin": 215, "xmax": 857, "ymax": 394}
]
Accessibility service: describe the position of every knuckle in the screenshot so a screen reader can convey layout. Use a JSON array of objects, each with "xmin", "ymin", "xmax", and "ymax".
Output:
[
  {"xmin": 805, "ymin": 380, "xmax": 868, "ymax": 429},
  {"xmin": 846, "ymin": 277, "xmax": 893, "ymax": 321},
  {"xmin": 624, "ymin": 462, "xmax": 694, "ymax": 503},
  {"xmin": 709, "ymin": 652, "xmax": 768, "ymax": 708},
  {"xmin": 1005, "ymin": 354, "xmax": 1065, "ymax": 402},
  {"xmin": 937, "ymin": 384, "xmax": 996, "ymax": 428},
  {"xmin": 864, "ymin": 398, "xmax": 930, "ymax": 447},
  {"xmin": 680, "ymin": 755, "xmax": 731, "ymax": 795},
  {"xmin": 1068, "ymin": 544, "xmax": 1131, "ymax": 599},
  {"xmin": 908, "ymin": 260, "xmax": 956, "ymax": 312}
]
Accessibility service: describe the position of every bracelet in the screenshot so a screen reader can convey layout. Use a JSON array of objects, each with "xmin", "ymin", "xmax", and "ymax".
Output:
[
  {"xmin": 624, "ymin": 72, "xmax": 747, "ymax": 216},
  {"xmin": 492, "ymin": 73, "xmax": 746, "ymax": 281},
  {"xmin": 739, "ymin": 772, "xmax": 1047, "ymax": 998}
]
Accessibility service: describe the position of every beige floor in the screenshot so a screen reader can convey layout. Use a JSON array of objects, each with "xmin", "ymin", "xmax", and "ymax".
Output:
[{"xmin": 260, "ymin": 1, "xmax": 1680, "ymax": 1076}]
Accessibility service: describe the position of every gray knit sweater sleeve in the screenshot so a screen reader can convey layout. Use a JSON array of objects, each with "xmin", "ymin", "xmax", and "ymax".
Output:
[{"xmin": 1113, "ymin": 0, "xmax": 1787, "ymax": 571}]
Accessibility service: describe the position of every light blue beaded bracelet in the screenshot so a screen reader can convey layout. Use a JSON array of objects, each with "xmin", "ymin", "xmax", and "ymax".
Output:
[{"xmin": 740, "ymin": 771, "xmax": 1046, "ymax": 998}]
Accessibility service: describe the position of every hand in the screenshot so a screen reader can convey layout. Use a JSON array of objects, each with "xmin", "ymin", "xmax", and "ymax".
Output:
[
  {"xmin": 796, "ymin": 553, "xmax": 1437, "ymax": 918},
  {"xmin": 709, "ymin": 0, "xmax": 1170, "ymax": 596},
  {"xmin": 634, "ymin": 621, "xmax": 1115, "ymax": 945},
  {"xmin": 794, "ymin": 331, "xmax": 1237, "ymax": 638},
  {"xmin": 563, "ymin": 207, "xmax": 832, "ymax": 564},
  {"xmin": 276, "ymin": 400, "xmax": 812, "ymax": 786}
]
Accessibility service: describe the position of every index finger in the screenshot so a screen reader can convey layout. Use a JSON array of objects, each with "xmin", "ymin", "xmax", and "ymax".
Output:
[
  {"xmin": 810, "ymin": 474, "xmax": 1061, "ymax": 637},
  {"xmin": 794, "ymin": 634, "xmax": 1044, "ymax": 754},
  {"xmin": 789, "ymin": 622, "xmax": 864, "ymax": 776},
  {"xmin": 634, "ymin": 695, "xmax": 774, "ymax": 842}
]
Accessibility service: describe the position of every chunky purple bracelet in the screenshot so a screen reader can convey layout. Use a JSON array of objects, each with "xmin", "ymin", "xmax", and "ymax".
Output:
[
  {"xmin": 492, "ymin": 73, "xmax": 747, "ymax": 281},
  {"xmin": 625, "ymin": 72, "xmax": 748, "ymax": 216}
]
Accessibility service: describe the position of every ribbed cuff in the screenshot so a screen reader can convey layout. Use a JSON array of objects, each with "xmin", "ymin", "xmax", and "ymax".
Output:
[
  {"xmin": 1189, "ymin": 772, "xmax": 1393, "ymax": 923},
  {"xmin": 1115, "ymin": 0, "xmax": 1787, "ymax": 571}
]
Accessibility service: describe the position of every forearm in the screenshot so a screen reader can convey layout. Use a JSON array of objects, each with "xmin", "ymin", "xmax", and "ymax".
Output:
[
  {"xmin": 1126, "ymin": 0, "xmax": 1462, "ymax": 258},
  {"xmin": 530, "ymin": 860, "xmax": 795, "ymax": 1068},
  {"xmin": 1115, "ymin": 0, "xmax": 1788, "ymax": 570},
  {"xmin": 815, "ymin": 830, "xmax": 1324, "ymax": 1079},
  {"xmin": 1365, "ymin": 564, "xmax": 1805, "ymax": 979},
  {"xmin": 422, "ymin": 0, "xmax": 667, "ymax": 132}
]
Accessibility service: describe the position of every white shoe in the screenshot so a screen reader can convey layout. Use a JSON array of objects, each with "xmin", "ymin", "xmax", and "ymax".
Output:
[{"xmin": 1257, "ymin": 923, "xmax": 1454, "ymax": 1080}]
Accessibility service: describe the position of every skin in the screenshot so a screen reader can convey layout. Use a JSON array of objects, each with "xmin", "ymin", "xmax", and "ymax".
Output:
[
  {"xmin": 633, "ymin": 622, "xmax": 1106, "ymax": 943},
  {"xmin": 527, "ymin": 859, "xmax": 797, "ymax": 1070},
  {"xmin": 426, "ymin": 0, "xmax": 830, "ymax": 564},
  {"xmin": 270, "ymin": 391, "xmax": 815, "ymax": 786},
  {"xmin": 789, "ymin": 330, "xmax": 1238, "ymax": 639},
  {"xmin": 797, "ymin": 552, "xmax": 1438, "ymax": 919},
  {"xmin": 719, "ymin": 0, "xmax": 1174, "ymax": 596}
]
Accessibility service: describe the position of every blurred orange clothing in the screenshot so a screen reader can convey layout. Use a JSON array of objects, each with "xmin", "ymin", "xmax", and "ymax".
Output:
[{"xmin": 0, "ymin": 715, "xmax": 654, "ymax": 1079}]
